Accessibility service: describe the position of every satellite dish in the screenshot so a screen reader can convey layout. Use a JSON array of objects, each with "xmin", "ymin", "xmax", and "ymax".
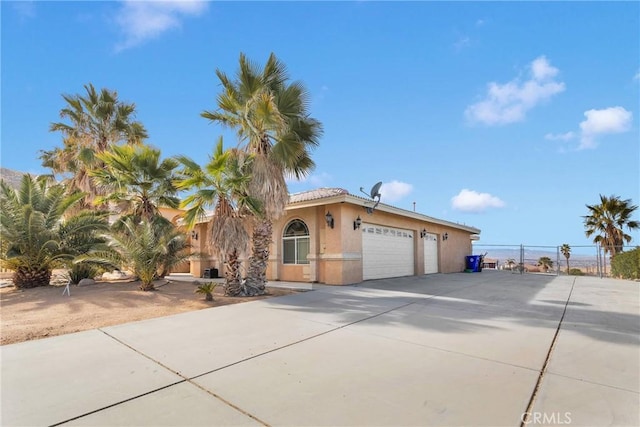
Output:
[
  {"xmin": 370, "ymin": 181, "xmax": 382, "ymax": 200},
  {"xmin": 359, "ymin": 181, "xmax": 382, "ymax": 214}
]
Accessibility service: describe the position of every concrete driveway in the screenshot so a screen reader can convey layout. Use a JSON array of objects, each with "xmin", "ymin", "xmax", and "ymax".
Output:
[{"xmin": 2, "ymin": 272, "xmax": 638, "ymax": 426}]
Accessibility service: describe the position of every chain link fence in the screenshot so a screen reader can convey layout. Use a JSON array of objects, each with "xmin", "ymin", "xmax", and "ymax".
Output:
[{"xmin": 470, "ymin": 243, "xmax": 627, "ymax": 278}]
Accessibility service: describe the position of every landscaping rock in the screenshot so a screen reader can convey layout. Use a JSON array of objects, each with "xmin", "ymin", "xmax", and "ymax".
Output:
[
  {"xmin": 77, "ymin": 278, "xmax": 96, "ymax": 287},
  {"xmin": 101, "ymin": 270, "xmax": 134, "ymax": 281}
]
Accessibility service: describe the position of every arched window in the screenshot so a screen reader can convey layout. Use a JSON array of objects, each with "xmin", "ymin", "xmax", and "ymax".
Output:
[{"xmin": 283, "ymin": 219, "xmax": 310, "ymax": 264}]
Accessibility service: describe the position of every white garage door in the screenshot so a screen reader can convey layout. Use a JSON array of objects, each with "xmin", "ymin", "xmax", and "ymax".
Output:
[
  {"xmin": 362, "ymin": 224, "xmax": 414, "ymax": 280},
  {"xmin": 423, "ymin": 233, "xmax": 439, "ymax": 274}
]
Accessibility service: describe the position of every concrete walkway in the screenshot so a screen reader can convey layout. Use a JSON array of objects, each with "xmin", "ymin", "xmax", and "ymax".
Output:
[{"xmin": 1, "ymin": 272, "xmax": 638, "ymax": 426}]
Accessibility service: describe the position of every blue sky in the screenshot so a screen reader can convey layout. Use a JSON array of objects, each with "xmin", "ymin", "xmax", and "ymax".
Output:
[{"xmin": 2, "ymin": 1, "xmax": 639, "ymax": 250}]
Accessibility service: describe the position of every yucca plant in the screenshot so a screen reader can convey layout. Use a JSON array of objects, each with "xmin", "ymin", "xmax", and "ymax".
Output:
[
  {"xmin": 195, "ymin": 281, "xmax": 217, "ymax": 301},
  {"xmin": 0, "ymin": 175, "xmax": 109, "ymax": 288}
]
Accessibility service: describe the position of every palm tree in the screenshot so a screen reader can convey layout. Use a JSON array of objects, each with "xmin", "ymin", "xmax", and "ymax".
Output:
[
  {"xmin": 195, "ymin": 282, "xmax": 217, "ymax": 301},
  {"xmin": 202, "ymin": 52, "xmax": 322, "ymax": 294},
  {"xmin": 41, "ymin": 83, "xmax": 147, "ymax": 208},
  {"xmin": 584, "ymin": 195, "xmax": 639, "ymax": 258},
  {"xmin": 0, "ymin": 175, "xmax": 109, "ymax": 288},
  {"xmin": 81, "ymin": 217, "xmax": 191, "ymax": 291},
  {"xmin": 176, "ymin": 138, "xmax": 260, "ymax": 296},
  {"xmin": 537, "ymin": 256, "xmax": 553, "ymax": 273},
  {"xmin": 90, "ymin": 144, "xmax": 180, "ymax": 221},
  {"xmin": 560, "ymin": 244, "xmax": 571, "ymax": 274}
]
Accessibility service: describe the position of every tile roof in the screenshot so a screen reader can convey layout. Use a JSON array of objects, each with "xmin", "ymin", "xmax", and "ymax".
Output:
[{"xmin": 288, "ymin": 187, "xmax": 349, "ymax": 203}]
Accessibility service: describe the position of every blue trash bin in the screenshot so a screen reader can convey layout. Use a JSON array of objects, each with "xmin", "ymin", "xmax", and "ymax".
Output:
[{"xmin": 465, "ymin": 255, "xmax": 482, "ymax": 272}]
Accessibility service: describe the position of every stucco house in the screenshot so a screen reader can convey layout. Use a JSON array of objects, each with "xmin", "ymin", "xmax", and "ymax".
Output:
[{"xmin": 187, "ymin": 188, "xmax": 480, "ymax": 286}]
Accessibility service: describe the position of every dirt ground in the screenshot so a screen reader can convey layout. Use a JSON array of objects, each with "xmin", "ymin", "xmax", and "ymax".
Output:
[{"xmin": 0, "ymin": 280, "xmax": 296, "ymax": 346}]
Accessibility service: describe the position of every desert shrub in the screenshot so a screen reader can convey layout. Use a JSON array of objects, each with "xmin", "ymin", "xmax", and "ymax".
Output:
[
  {"xmin": 195, "ymin": 281, "xmax": 217, "ymax": 301},
  {"xmin": 611, "ymin": 247, "xmax": 640, "ymax": 280},
  {"xmin": 568, "ymin": 268, "xmax": 584, "ymax": 276},
  {"xmin": 69, "ymin": 263, "xmax": 103, "ymax": 284}
]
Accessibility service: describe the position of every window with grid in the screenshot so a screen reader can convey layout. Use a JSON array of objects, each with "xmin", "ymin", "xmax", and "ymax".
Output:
[{"xmin": 283, "ymin": 219, "xmax": 310, "ymax": 264}]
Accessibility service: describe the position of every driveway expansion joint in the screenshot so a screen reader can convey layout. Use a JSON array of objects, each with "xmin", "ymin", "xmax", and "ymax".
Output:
[{"xmin": 520, "ymin": 277, "xmax": 577, "ymax": 427}]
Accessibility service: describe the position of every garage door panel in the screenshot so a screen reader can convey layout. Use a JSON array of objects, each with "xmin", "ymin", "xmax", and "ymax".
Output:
[
  {"xmin": 362, "ymin": 225, "xmax": 414, "ymax": 280},
  {"xmin": 423, "ymin": 233, "xmax": 438, "ymax": 274}
]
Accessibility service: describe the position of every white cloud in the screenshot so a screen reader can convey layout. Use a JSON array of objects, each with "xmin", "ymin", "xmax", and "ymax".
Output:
[
  {"xmin": 380, "ymin": 180, "xmax": 413, "ymax": 203},
  {"xmin": 465, "ymin": 56, "xmax": 565, "ymax": 126},
  {"xmin": 634, "ymin": 70, "xmax": 640, "ymax": 81},
  {"xmin": 531, "ymin": 56, "xmax": 558, "ymax": 80},
  {"xmin": 475, "ymin": 19, "xmax": 485, "ymax": 27},
  {"xmin": 544, "ymin": 131, "xmax": 576, "ymax": 141},
  {"xmin": 114, "ymin": 1, "xmax": 208, "ymax": 52},
  {"xmin": 578, "ymin": 106, "xmax": 633, "ymax": 149},
  {"xmin": 451, "ymin": 189, "xmax": 505, "ymax": 213}
]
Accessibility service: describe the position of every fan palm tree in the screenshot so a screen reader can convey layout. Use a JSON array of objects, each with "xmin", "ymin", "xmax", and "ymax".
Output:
[
  {"xmin": 90, "ymin": 144, "xmax": 180, "ymax": 221},
  {"xmin": 176, "ymin": 137, "xmax": 260, "ymax": 296},
  {"xmin": 560, "ymin": 244, "xmax": 571, "ymax": 274},
  {"xmin": 201, "ymin": 52, "xmax": 322, "ymax": 294},
  {"xmin": 0, "ymin": 175, "xmax": 109, "ymax": 288},
  {"xmin": 584, "ymin": 195, "xmax": 639, "ymax": 257},
  {"xmin": 41, "ymin": 83, "xmax": 147, "ymax": 208},
  {"xmin": 537, "ymin": 256, "xmax": 553, "ymax": 273}
]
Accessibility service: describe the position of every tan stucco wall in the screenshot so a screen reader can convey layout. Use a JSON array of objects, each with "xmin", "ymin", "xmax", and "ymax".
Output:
[
  {"xmin": 265, "ymin": 202, "xmax": 474, "ymax": 285},
  {"xmin": 179, "ymin": 198, "xmax": 476, "ymax": 284},
  {"xmin": 188, "ymin": 222, "xmax": 225, "ymax": 278}
]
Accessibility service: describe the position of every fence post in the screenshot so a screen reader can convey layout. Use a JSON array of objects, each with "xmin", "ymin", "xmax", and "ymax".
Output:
[{"xmin": 520, "ymin": 244, "xmax": 524, "ymax": 275}]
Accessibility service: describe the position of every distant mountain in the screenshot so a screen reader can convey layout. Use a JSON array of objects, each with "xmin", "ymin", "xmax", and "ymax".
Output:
[{"xmin": 0, "ymin": 168, "xmax": 30, "ymax": 190}]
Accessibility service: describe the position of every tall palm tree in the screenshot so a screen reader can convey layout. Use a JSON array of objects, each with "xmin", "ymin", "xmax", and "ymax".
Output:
[
  {"xmin": 176, "ymin": 138, "xmax": 260, "ymax": 296},
  {"xmin": 560, "ymin": 244, "xmax": 571, "ymax": 274},
  {"xmin": 41, "ymin": 83, "xmax": 148, "ymax": 207},
  {"xmin": 90, "ymin": 144, "xmax": 180, "ymax": 221},
  {"xmin": 584, "ymin": 195, "xmax": 639, "ymax": 257},
  {"xmin": 201, "ymin": 52, "xmax": 322, "ymax": 294},
  {"xmin": 0, "ymin": 175, "xmax": 109, "ymax": 288}
]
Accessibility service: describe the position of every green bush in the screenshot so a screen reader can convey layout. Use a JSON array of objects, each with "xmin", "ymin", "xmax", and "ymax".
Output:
[
  {"xmin": 195, "ymin": 281, "xmax": 217, "ymax": 301},
  {"xmin": 611, "ymin": 247, "xmax": 640, "ymax": 280},
  {"xmin": 568, "ymin": 268, "xmax": 584, "ymax": 276},
  {"xmin": 69, "ymin": 263, "xmax": 104, "ymax": 284}
]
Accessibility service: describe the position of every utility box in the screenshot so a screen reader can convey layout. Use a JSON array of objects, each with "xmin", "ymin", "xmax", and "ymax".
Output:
[{"xmin": 202, "ymin": 268, "xmax": 218, "ymax": 279}]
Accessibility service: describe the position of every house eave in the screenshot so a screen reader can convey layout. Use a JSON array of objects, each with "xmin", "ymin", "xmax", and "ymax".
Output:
[{"xmin": 286, "ymin": 193, "xmax": 481, "ymax": 235}]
